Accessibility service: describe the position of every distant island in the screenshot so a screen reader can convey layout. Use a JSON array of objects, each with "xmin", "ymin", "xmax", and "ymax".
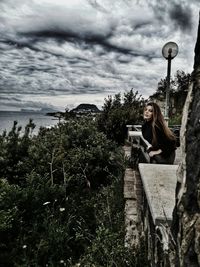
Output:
[
  {"xmin": 70, "ymin": 103, "xmax": 101, "ymax": 113},
  {"xmin": 46, "ymin": 103, "xmax": 101, "ymax": 118}
]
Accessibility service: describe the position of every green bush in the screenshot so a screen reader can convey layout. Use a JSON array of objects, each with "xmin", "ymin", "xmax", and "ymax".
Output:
[
  {"xmin": 0, "ymin": 118, "xmax": 128, "ymax": 266},
  {"xmin": 168, "ymin": 113, "xmax": 182, "ymax": 125},
  {"xmin": 97, "ymin": 89, "xmax": 145, "ymax": 144},
  {"xmin": 0, "ymin": 116, "xmax": 149, "ymax": 266},
  {"xmin": 78, "ymin": 175, "xmax": 131, "ymax": 267}
]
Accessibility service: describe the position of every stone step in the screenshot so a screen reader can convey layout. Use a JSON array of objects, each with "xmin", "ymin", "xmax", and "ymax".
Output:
[
  {"xmin": 124, "ymin": 187, "xmax": 136, "ymax": 199},
  {"xmin": 124, "ymin": 168, "xmax": 135, "ymax": 182},
  {"xmin": 125, "ymin": 200, "xmax": 137, "ymax": 215}
]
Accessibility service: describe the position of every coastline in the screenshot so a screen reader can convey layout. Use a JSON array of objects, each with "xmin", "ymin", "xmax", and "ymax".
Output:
[{"xmin": 0, "ymin": 111, "xmax": 59, "ymax": 135}]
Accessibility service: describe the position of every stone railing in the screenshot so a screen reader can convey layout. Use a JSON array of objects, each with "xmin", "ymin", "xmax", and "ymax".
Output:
[
  {"xmin": 124, "ymin": 125, "xmax": 180, "ymax": 266},
  {"xmin": 126, "ymin": 124, "xmax": 150, "ymax": 164},
  {"xmin": 139, "ymin": 163, "xmax": 178, "ymax": 266}
]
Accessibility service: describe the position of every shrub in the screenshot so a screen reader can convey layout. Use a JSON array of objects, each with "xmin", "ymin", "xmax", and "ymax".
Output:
[
  {"xmin": 97, "ymin": 89, "xmax": 145, "ymax": 144},
  {"xmin": 0, "ymin": 117, "xmax": 128, "ymax": 266}
]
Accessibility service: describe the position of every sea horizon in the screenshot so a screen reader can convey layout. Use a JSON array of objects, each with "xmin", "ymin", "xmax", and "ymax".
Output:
[{"xmin": 0, "ymin": 110, "xmax": 59, "ymax": 135}]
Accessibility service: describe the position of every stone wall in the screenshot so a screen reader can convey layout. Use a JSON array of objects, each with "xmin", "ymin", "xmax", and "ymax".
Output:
[
  {"xmin": 170, "ymin": 15, "xmax": 200, "ymax": 267},
  {"xmin": 123, "ymin": 145, "xmax": 143, "ymax": 248}
]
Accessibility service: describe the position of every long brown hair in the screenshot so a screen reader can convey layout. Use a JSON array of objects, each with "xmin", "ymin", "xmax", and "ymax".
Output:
[{"xmin": 145, "ymin": 102, "xmax": 175, "ymax": 146}]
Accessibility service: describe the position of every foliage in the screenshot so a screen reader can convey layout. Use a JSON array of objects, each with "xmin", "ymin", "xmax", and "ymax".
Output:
[
  {"xmin": 150, "ymin": 70, "xmax": 191, "ymax": 118},
  {"xmin": 169, "ymin": 113, "xmax": 182, "ymax": 126},
  {"xmin": 171, "ymin": 70, "xmax": 191, "ymax": 93},
  {"xmin": 78, "ymin": 175, "xmax": 149, "ymax": 267},
  {"xmin": 0, "ymin": 119, "xmax": 36, "ymax": 185},
  {"xmin": 97, "ymin": 89, "xmax": 146, "ymax": 144},
  {"xmin": 0, "ymin": 117, "xmax": 148, "ymax": 266},
  {"xmin": 154, "ymin": 70, "xmax": 191, "ymax": 95}
]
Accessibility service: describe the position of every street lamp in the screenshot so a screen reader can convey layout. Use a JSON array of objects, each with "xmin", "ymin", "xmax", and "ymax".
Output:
[{"xmin": 162, "ymin": 41, "xmax": 178, "ymax": 124}]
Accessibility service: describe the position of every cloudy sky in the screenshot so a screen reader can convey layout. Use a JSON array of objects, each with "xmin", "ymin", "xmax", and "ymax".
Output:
[{"xmin": 0, "ymin": 0, "xmax": 199, "ymax": 111}]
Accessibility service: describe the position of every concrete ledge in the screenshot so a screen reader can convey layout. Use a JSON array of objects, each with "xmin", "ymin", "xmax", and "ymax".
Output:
[
  {"xmin": 138, "ymin": 163, "xmax": 178, "ymax": 225},
  {"xmin": 128, "ymin": 131, "xmax": 142, "ymax": 137}
]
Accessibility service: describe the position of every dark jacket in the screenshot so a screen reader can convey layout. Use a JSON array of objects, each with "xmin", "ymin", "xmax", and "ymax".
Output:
[{"xmin": 142, "ymin": 120, "xmax": 176, "ymax": 158}]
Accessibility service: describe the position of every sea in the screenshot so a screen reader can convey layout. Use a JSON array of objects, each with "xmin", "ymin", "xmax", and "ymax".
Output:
[{"xmin": 0, "ymin": 111, "xmax": 60, "ymax": 135}]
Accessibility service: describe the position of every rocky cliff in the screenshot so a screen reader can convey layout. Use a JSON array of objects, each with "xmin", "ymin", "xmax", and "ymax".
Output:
[{"xmin": 170, "ymin": 14, "xmax": 200, "ymax": 267}]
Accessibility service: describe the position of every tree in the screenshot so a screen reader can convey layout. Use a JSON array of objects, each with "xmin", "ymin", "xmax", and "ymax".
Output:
[
  {"xmin": 150, "ymin": 70, "xmax": 191, "ymax": 123},
  {"xmin": 97, "ymin": 89, "xmax": 145, "ymax": 144}
]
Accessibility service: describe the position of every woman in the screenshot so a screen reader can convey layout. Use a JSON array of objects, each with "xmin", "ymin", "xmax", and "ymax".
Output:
[{"xmin": 142, "ymin": 102, "xmax": 176, "ymax": 164}]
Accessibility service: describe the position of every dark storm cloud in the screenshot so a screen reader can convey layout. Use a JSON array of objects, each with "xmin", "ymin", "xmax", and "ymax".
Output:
[
  {"xmin": 1, "ymin": 17, "xmax": 155, "ymax": 60},
  {"xmin": 0, "ymin": 96, "xmax": 22, "ymax": 102},
  {"xmin": 1, "ymin": 39, "xmax": 38, "ymax": 50},
  {"xmin": 22, "ymin": 29, "xmax": 136, "ymax": 56},
  {"xmin": 0, "ymin": 0, "xmax": 157, "ymax": 57},
  {"xmin": 148, "ymin": 0, "xmax": 194, "ymax": 32},
  {"xmin": 0, "ymin": 94, "xmax": 57, "ymax": 110},
  {"xmin": 0, "ymin": 0, "xmax": 199, "ymax": 111},
  {"xmin": 169, "ymin": 4, "xmax": 192, "ymax": 32}
]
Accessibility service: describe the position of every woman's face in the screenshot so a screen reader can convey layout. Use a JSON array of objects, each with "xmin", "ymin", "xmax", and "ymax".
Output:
[{"xmin": 143, "ymin": 105, "xmax": 153, "ymax": 121}]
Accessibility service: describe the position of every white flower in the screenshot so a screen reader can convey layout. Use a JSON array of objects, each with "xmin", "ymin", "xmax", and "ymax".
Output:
[
  {"xmin": 22, "ymin": 245, "xmax": 27, "ymax": 249},
  {"xmin": 60, "ymin": 260, "xmax": 64, "ymax": 264},
  {"xmin": 43, "ymin": 201, "xmax": 50, "ymax": 206},
  {"xmin": 59, "ymin": 207, "xmax": 65, "ymax": 212}
]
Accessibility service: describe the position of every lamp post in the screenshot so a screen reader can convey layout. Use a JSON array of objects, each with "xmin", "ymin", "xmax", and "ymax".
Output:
[{"xmin": 162, "ymin": 41, "xmax": 178, "ymax": 124}]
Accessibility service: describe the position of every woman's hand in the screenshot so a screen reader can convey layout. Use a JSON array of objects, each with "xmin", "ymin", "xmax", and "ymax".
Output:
[{"xmin": 148, "ymin": 149, "xmax": 162, "ymax": 157}]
